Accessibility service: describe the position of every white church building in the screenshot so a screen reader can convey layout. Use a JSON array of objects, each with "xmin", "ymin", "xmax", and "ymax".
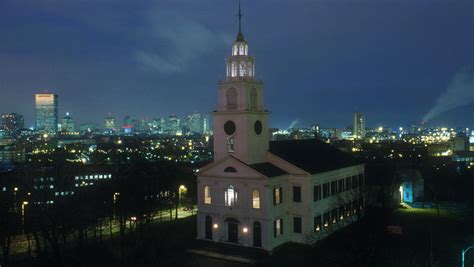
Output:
[{"xmin": 196, "ymin": 11, "xmax": 366, "ymax": 251}]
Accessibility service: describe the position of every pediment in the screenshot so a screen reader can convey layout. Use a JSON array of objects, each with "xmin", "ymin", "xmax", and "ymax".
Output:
[{"xmin": 198, "ymin": 156, "xmax": 266, "ymax": 179}]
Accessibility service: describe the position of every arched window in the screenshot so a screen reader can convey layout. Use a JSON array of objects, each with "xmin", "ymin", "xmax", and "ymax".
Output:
[
  {"xmin": 244, "ymin": 45, "xmax": 248, "ymax": 55},
  {"xmin": 250, "ymin": 88, "xmax": 257, "ymax": 110},
  {"xmin": 225, "ymin": 185, "xmax": 238, "ymax": 207},
  {"xmin": 239, "ymin": 61, "xmax": 246, "ymax": 77},
  {"xmin": 204, "ymin": 185, "xmax": 211, "ymax": 204},
  {"xmin": 227, "ymin": 88, "xmax": 237, "ymax": 110},
  {"xmin": 233, "ymin": 45, "xmax": 238, "ymax": 55},
  {"xmin": 231, "ymin": 62, "xmax": 237, "ymax": 77},
  {"xmin": 227, "ymin": 137, "xmax": 234, "ymax": 152},
  {"xmin": 247, "ymin": 62, "xmax": 253, "ymax": 77},
  {"xmin": 239, "ymin": 44, "xmax": 244, "ymax": 55},
  {"xmin": 252, "ymin": 189, "xmax": 260, "ymax": 209}
]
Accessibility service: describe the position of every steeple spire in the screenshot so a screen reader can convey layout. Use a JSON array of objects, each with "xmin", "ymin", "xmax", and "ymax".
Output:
[
  {"xmin": 235, "ymin": 0, "xmax": 245, "ymax": 42},
  {"xmin": 238, "ymin": 0, "xmax": 242, "ymax": 33}
]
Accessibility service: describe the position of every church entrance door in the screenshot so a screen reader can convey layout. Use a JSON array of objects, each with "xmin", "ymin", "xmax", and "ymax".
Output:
[{"xmin": 228, "ymin": 222, "xmax": 238, "ymax": 243}]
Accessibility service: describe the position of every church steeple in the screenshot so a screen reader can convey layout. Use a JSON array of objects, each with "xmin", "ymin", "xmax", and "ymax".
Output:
[
  {"xmin": 213, "ymin": 2, "xmax": 269, "ymax": 164},
  {"xmin": 226, "ymin": 1, "xmax": 255, "ymax": 80}
]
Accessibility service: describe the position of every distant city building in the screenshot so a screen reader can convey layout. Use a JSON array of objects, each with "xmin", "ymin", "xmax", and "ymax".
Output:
[
  {"xmin": 203, "ymin": 114, "xmax": 211, "ymax": 134},
  {"xmin": 35, "ymin": 93, "xmax": 58, "ymax": 134},
  {"xmin": 123, "ymin": 115, "xmax": 133, "ymax": 134},
  {"xmin": 150, "ymin": 118, "xmax": 165, "ymax": 135},
  {"xmin": 166, "ymin": 115, "xmax": 181, "ymax": 135},
  {"xmin": 138, "ymin": 118, "xmax": 150, "ymax": 134},
  {"xmin": 452, "ymin": 136, "xmax": 469, "ymax": 152},
  {"xmin": 104, "ymin": 115, "xmax": 116, "ymax": 135},
  {"xmin": 79, "ymin": 123, "xmax": 99, "ymax": 134},
  {"xmin": 187, "ymin": 113, "xmax": 206, "ymax": 135},
  {"xmin": 353, "ymin": 112, "xmax": 365, "ymax": 139},
  {"xmin": 1, "ymin": 113, "xmax": 24, "ymax": 136},
  {"xmin": 60, "ymin": 112, "xmax": 75, "ymax": 133}
]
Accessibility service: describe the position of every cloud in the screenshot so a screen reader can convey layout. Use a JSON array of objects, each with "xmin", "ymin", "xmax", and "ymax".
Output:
[
  {"xmin": 422, "ymin": 66, "xmax": 474, "ymax": 123},
  {"xmin": 134, "ymin": 6, "xmax": 232, "ymax": 74}
]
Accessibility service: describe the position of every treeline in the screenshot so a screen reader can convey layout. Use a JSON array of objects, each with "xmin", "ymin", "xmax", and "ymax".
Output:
[{"xmin": 0, "ymin": 158, "xmax": 198, "ymax": 266}]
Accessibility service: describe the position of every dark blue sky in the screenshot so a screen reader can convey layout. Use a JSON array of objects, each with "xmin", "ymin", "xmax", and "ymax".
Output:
[{"xmin": 0, "ymin": 0, "xmax": 473, "ymax": 130}]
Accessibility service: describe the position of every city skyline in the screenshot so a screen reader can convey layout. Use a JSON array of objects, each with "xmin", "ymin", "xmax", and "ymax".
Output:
[{"xmin": 0, "ymin": 0, "xmax": 473, "ymax": 129}]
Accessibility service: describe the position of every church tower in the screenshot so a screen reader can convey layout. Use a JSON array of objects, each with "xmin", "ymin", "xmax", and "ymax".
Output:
[{"xmin": 213, "ymin": 5, "xmax": 269, "ymax": 164}]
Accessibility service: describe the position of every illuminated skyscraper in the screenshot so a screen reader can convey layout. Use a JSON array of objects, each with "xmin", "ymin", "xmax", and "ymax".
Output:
[
  {"xmin": 60, "ymin": 112, "xmax": 75, "ymax": 133},
  {"xmin": 35, "ymin": 93, "xmax": 58, "ymax": 134},
  {"xmin": 187, "ymin": 113, "xmax": 203, "ymax": 134},
  {"xmin": 105, "ymin": 115, "xmax": 116, "ymax": 135},
  {"xmin": 353, "ymin": 112, "xmax": 365, "ymax": 139},
  {"xmin": 1, "ymin": 113, "xmax": 24, "ymax": 136}
]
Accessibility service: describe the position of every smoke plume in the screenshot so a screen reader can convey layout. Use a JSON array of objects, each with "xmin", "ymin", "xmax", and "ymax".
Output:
[{"xmin": 422, "ymin": 67, "xmax": 474, "ymax": 123}]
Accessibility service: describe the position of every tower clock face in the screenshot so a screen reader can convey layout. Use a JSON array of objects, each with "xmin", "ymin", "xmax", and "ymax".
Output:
[
  {"xmin": 254, "ymin": 120, "xmax": 262, "ymax": 135},
  {"xmin": 224, "ymin": 121, "xmax": 236, "ymax": 135}
]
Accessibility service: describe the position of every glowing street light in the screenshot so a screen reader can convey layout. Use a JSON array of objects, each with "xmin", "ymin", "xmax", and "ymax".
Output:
[
  {"xmin": 213, "ymin": 223, "xmax": 218, "ymax": 229},
  {"xmin": 21, "ymin": 201, "xmax": 29, "ymax": 233},
  {"xmin": 242, "ymin": 227, "xmax": 248, "ymax": 233},
  {"xmin": 178, "ymin": 185, "xmax": 187, "ymax": 207}
]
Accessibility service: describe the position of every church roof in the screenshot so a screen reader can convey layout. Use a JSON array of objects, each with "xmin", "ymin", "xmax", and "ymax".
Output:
[
  {"xmin": 269, "ymin": 139, "xmax": 360, "ymax": 174},
  {"xmin": 249, "ymin": 162, "xmax": 287, "ymax": 177}
]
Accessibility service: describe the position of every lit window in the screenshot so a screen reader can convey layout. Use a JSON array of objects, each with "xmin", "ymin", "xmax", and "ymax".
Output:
[
  {"xmin": 227, "ymin": 137, "xmax": 234, "ymax": 152},
  {"xmin": 323, "ymin": 212, "xmax": 330, "ymax": 227},
  {"xmin": 239, "ymin": 44, "xmax": 244, "ymax": 55},
  {"xmin": 233, "ymin": 44, "xmax": 238, "ymax": 55},
  {"xmin": 274, "ymin": 218, "xmax": 283, "ymax": 237},
  {"xmin": 231, "ymin": 62, "xmax": 237, "ymax": 77},
  {"xmin": 273, "ymin": 187, "xmax": 282, "ymax": 205},
  {"xmin": 225, "ymin": 185, "xmax": 238, "ymax": 207},
  {"xmin": 252, "ymin": 189, "xmax": 260, "ymax": 209},
  {"xmin": 204, "ymin": 186, "xmax": 212, "ymax": 204},
  {"xmin": 314, "ymin": 214, "xmax": 322, "ymax": 232},
  {"xmin": 239, "ymin": 61, "xmax": 246, "ymax": 76}
]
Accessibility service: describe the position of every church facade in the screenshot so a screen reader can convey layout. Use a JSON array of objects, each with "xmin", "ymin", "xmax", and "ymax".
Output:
[{"xmin": 196, "ymin": 17, "xmax": 365, "ymax": 251}]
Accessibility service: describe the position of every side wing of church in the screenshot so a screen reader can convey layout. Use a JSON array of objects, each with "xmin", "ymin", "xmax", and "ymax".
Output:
[{"xmin": 196, "ymin": 11, "xmax": 365, "ymax": 251}]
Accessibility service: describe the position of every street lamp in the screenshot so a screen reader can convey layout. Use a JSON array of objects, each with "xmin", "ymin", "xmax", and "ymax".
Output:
[
  {"xmin": 13, "ymin": 187, "xmax": 19, "ymax": 212},
  {"xmin": 21, "ymin": 201, "xmax": 28, "ymax": 233},
  {"xmin": 178, "ymin": 185, "xmax": 187, "ymax": 207},
  {"xmin": 462, "ymin": 245, "xmax": 474, "ymax": 267},
  {"xmin": 113, "ymin": 192, "xmax": 120, "ymax": 219}
]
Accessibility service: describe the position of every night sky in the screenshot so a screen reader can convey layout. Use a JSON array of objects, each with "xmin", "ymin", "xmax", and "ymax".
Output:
[{"xmin": 0, "ymin": 0, "xmax": 473, "ymax": 130}]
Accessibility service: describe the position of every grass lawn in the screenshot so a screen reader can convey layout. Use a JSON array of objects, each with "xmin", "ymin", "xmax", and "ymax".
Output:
[
  {"xmin": 261, "ymin": 207, "xmax": 473, "ymax": 266},
  {"xmin": 14, "ymin": 207, "xmax": 472, "ymax": 266}
]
